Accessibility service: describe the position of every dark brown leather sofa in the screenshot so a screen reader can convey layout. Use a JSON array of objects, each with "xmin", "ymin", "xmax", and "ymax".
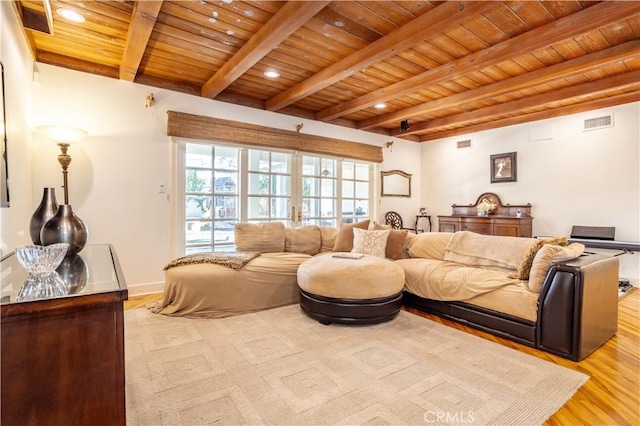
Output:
[{"xmin": 403, "ymin": 253, "xmax": 619, "ymax": 361}]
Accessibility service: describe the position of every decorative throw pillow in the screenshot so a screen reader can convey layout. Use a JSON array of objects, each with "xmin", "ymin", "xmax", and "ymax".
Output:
[
  {"xmin": 332, "ymin": 220, "xmax": 371, "ymax": 252},
  {"xmin": 319, "ymin": 226, "xmax": 338, "ymax": 253},
  {"xmin": 284, "ymin": 225, "xmax": 321, "ymax": 255},
  {"xmin": 406, "ymin": 232, "xmax": 454, "ymax": 260},
  {"xmin": 235, "ymin": 222, "xmax": 285, "ymax": 253},
  {"xmin": 528, "ymin": 243, "xmax": 585, "ymax": 292},
  {"xmin": 509, "ymin": 236, "xmax": 569, "ymax": 280},
  {"xmin": 372, "ymin": 221, "xmax": 407, "ymax": 259},
  {"xmin": 351, "ymin": 228, "xmax": 390, "ymax": 258}
]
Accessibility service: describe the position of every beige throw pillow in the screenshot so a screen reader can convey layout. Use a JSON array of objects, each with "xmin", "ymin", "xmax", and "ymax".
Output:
[
  {"xmin": 332, "ymin": 220, "xmax": 371, "ymax": 252},
  {"xmin": 351, "ymin": 228, "xmax": 390, "ymax": 258},
  {"xmin": 284, "ymin": 225, "xmax": 321, "ymax": 255},
  {"xmin": 372, "ymin": 221, "xmax": 407, "ymax": 260},
  {"xmin": 528, "ymin": 243, "xmax": 585, "ymax": 292},
  {"xmin": 509, "ymin": 236, "xmax": 568, "ymax": 280},
  {"xmin": 234, "ymin": 222, "xmax": 285, "ymax": 253},
  {"xmin": 319, "ymin": 227, "xmax": 338, "ymax": 253},
  {"xmin": 406, "ymin": 232, "xmax": 454, "ymax": 260}
]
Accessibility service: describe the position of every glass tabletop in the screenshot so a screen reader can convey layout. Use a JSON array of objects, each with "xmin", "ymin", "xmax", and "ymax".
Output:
[{"xmin": 1, "ymin": 244, "xmax": 126, "ymax": 305}]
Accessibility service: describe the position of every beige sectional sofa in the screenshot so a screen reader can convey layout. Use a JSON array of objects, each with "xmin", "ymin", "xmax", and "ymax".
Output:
[{"xmin": 151, "ymin": 221, "xmax": 619, "ymax": 361}]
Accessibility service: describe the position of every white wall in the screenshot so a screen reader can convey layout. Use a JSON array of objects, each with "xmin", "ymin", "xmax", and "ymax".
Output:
[
  {"xmin": 28, "ymin": 64, "xmax": 420, "ymax": 291},
  {"xmin": 0, "ymin": 1, "xmax": 35, "ymax": 255},
  {"xmin": 421, "ymin": 102, "xmax": 640, "ymax": 284}
]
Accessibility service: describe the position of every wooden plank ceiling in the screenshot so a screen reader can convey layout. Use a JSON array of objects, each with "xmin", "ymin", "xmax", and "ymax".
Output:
[{"xmin": 15, "ymin": 0, "xmax": 640, "ymax": 142}]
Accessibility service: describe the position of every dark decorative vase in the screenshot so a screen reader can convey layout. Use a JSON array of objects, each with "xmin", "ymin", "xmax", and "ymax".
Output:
[
  {"xmin": 29, "ymin": 188, "xmax": 59, "ymax": 244},
  {"xmin": 56, "ymin": 255, "xmax": 89, "ymax": 294},
  {"xmin": 40, "ymin": 205, "xmax": 89, "ymax": 257}
]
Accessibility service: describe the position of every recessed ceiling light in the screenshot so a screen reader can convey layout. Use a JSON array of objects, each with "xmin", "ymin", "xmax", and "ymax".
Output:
[
  {"xmin": 222, "ymin": 0, "xmax": 233, "ymax": 4},
  {"xmin": 226, "ymin": 29, "xmax": 234, "ymax": 35},
  {"xmin": 375, "ymin": 103, "xmax": 387, "ymax": 109},
  {"xmin": 264, "ymin": 70, "xmax": 280, "ymax": 79},
  {"xmin": 57, "ymin": 8, "xmax": 85, "ymax": 23},
  {"xmin": 209, "ymin": 18, "xmax": 217, "ymax": 23}
]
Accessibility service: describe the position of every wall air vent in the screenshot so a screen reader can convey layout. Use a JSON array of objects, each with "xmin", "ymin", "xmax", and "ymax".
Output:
[
  {"xmin": 583, "ymin": 114, "xmax": 613, "ymax": 131},
  {"xmin": 456, "ymin": 139, "xmax": 471, "ymax": 149}
]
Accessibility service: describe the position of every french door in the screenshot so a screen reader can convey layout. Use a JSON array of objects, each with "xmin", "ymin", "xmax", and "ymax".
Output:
[{"xmin": 177, "ymin": 140, "xmax": 373, "ymax": 254}]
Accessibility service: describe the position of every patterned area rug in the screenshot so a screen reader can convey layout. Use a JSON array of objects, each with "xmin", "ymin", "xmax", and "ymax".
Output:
[{"xmin": 125, "ymin": 305, "xmax": 587, "ymax": 425}]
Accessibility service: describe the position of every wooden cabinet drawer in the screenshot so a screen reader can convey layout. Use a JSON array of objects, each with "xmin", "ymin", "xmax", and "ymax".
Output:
[{"xmin": 461, "ymin": 218, "xmax": 493, "ymax": 235}]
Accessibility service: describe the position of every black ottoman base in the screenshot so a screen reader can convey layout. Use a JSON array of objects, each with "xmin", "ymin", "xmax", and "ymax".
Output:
[{"xmin": 299, "ymin": 289, "xmax": 403, "ymax": 325}]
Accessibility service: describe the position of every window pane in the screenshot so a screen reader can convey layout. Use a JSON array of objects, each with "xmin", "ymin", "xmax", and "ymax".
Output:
[
  {"xmin": 321, "ymin": 178, "xmax": 335, "ymax": 197},
  {"xmin": 355, "ymin": 163, "xmax": 369, "ymax": 180},
  {"xmin": 186, "ymin": 221, "xmax": 211, "ymax": 245},
  {"xmin": 321, "ymin": 199, "xmax": 336, "ymax": 218},
  {"xmin": 271, "ymin": 175, "xmax": 291, "ymax": 196},
  {"xmin": 186, "ymin": 144, "xmax": 212, "ymax": 168},
  {"xmin": 248, "ymin": 173, "xmax": 269, "ymax": 195},
  {"xmin": 214, "ymin": 146, "xmax": 238, "ymax": 170},
  {"xmin": 303, "ymin": 198, "xmax": 320, "ymax": 217},
  {"xmin": 186, "ymin": 169, "xmax": 211, "ymax": 193},
  {"xmin": 248, "ymin": 196, "xmax": 268, "ymax": 218},
  {"xmin": 342, "ymin": 162, "xmax": 354, "ymax": 179},
  {"xmin": 271, "ymin": 152, "xmax": 290, "ymax": 173},
  {"xmin": 320, "ymin": 159, "xmax": 335, "ymax": 177},
  {"xmin": 271, "ymin": 197, "xmax": 290, "ymax": 218},
  {"xmin": 342, "ymin": 182, "xmax": 354, "ymax": 198},
  {"xmin": 214, "ymin": 172, "xmax": 237, "ymax": 194},
  {"xmin": 303, "ymin": 177, "xmax": 319, "ymax": 197},
  {"xmin": 186, "ymin": 196, "xmax": 212, "ymax": 219},
  {"xmin": 355, "ymin": 200, "xmax": 369, "ymax": 216},
  {"xmin": 248, "ymin": 150, "xmax": 269, "ymax": 172},
  {"xmin": 213, "ymin": 221, "xmax": 234, "ymax": 244},
  {"xmin": 214, "ymin": 196, "xmax": 237, "ymax": 219},
  {"xmin": 342, "ymin": 199, "xmax": 354, "ymax": 216},
  {"xmin": 355, "ymin": 181, "xmax": 369, "ymax": 198},
  {"xmin": 302, "ymin": 156, "xmax": 319, "ymax": 175}
]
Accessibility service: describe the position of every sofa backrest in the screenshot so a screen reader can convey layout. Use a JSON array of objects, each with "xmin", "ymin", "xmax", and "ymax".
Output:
[
  {"xmin": 235, "ymin": 222, "xmax": 286, "ymax": 253},
  {"xmin": 284, "ymin": 225, "xmax": 322, "ymax": 255},
  {"xmin": 406, "ymin": 232, "xmax": 454, "ymax": 260}
]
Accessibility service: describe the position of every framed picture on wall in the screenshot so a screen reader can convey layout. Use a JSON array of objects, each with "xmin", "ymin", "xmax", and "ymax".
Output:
[{"xmin": 490, "ymin": 152, "xmax": 517, "ymax": 183}]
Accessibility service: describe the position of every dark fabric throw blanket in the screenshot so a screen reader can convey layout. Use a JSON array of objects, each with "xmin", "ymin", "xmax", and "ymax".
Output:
[{"xmin": 163, "ymin": 251, "xmax": 260, "ymax": 271}]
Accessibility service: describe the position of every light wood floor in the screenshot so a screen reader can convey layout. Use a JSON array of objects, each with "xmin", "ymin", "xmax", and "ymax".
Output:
[{"xmin": 125, "ymin": 289, "xmax": 640, "ymax": 425}]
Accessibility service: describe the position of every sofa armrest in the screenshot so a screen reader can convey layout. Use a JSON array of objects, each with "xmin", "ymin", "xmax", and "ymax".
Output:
[{"xmin": 536, "ymin": 253, "xmax": 619, "ymax": 361}]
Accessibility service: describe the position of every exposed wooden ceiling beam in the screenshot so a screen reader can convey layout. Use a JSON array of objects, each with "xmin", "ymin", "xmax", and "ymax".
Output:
[
  {"xmin": 359, "ymin": 40, "xmax": 640, "ymax": 130},
  {"xmin": 418, "ymin": 92, "xmax": 640, "ymax": 142},
  {"xmin": 37, "ymin": 51, "xmax": 119, "ymax": 79},
  {"xmin": 119, "ymin": 1, "xmax": 163, "ymax": 82},
  {"xmin": 319, "ymin": 1, "xmax": 640, "ymax": 122},
  {"xmin": 201, "ymin": 1, "xmax": 331, "ymax": 99},
  {"xmin": 396, "ymin": 72, "xmax": 639, "ymax": 137},
  {"xmin": 265, "ymin": 1, "xmax": 494, "ymax": 112}
]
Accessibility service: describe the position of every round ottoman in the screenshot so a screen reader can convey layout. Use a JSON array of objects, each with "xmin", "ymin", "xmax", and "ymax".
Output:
[{"xmin": 297, "ymin": 254, "xmax": 405, "ymax": 325}]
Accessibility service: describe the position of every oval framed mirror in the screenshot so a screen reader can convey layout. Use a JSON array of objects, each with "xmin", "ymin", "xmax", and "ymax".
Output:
[{"xmin": 381, "ymin": 170, "xmax": 411, "ymax": 197}]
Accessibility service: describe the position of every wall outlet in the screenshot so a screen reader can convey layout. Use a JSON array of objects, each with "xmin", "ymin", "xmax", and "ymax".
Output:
[{"xmin": 158, "ymin": 184, "xmax": 166, "ymax": 194}]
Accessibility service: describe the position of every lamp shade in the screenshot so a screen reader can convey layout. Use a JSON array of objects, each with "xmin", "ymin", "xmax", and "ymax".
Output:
[{"xmin": 37, "ymin": 125, "xmax": 87, "ymax": 143}]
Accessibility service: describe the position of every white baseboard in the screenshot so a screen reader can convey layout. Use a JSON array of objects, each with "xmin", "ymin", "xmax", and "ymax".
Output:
[{"xmin": 128, "ymin": 281, "xmax": 164, "ymax": 296}]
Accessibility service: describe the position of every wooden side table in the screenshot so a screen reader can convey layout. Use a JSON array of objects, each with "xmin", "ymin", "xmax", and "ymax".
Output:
[{"xmin": 414, "ymin": 215, "xmax": 432, "ymax": 233}]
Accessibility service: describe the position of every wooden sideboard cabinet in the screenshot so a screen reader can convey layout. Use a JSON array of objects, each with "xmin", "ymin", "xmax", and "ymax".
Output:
[
  {"xmin": 438, "ymin": 192, "xmax": 533, "ymax": 238},
  {"xmin": 1, "ymin": 245, "xmax": 128, "ymax": 426}
]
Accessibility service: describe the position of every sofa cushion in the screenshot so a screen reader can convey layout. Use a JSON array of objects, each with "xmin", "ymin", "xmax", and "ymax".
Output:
[
  {"xmin": 372, "ymin": 222, "xmax": 408, "ymax": 260},
  {"xmin": 319, "ymin": 227, "xmax": 338, "ymax": 253},
  {"xmin": 332, "ymin": 220, "xmax": 371, "ymax": 252},
  {"xmin": 509, "ymin": 236, "xmax": 568, "ymax": 280},
  {"xmin": 284, "ymin": 225, "xmax": 322, "ymax": 255},
  {"xmin": 352, "ymin": 228, "xmax": 390, "ymax": 258},
  {"xmin": 235, "ymin": 222, "xmax": 285, "ymax": 253},
  {"xmin": 406, "ymin": 232, "xmax": 453, "ymax": 260},
  {"xmin": 528, "ymin": 243, "xmax": 585, "ymax": 292}
]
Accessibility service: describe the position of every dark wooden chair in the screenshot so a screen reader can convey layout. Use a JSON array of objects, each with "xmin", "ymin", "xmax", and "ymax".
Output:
[{"xmin": 384, "ymin": 211, "xmax": 404, "ymax": 230}]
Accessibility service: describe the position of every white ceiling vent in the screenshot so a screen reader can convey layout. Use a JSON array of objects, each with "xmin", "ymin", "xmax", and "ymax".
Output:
[
  {"xmin": 456, "ymin": 139, "xmax": 471, "ymax": 149},
  {"xmin": 583, "ymin": 114, "xmax": 613, "ymax": 131}
]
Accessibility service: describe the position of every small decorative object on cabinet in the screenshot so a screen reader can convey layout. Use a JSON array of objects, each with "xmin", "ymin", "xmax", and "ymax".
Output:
[
  {"xmin": 438, "ymin": 192, "xmax": 532, "ymax": 237},
  {"xmin": 29, "ymin": 187, "xmax": 59, "ymax": 245},
  {"xmin": 40, "ymin": 204, "xmax": 88, "ymax": 256}
]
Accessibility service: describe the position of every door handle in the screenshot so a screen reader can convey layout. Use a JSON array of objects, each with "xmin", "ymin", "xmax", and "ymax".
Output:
[
  {"xmin": 291, "ymin": 206, "xmax": 296, "ymax": 222},
  {"xmin": 297, "ymin": 207, "xmax": 302, "ymax": 222}
]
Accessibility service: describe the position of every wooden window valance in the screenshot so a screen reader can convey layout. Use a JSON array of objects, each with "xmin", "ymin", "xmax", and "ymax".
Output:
[{"xmin": 167, "ymin": 111, "xmax": 383, "ymax": 163}]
